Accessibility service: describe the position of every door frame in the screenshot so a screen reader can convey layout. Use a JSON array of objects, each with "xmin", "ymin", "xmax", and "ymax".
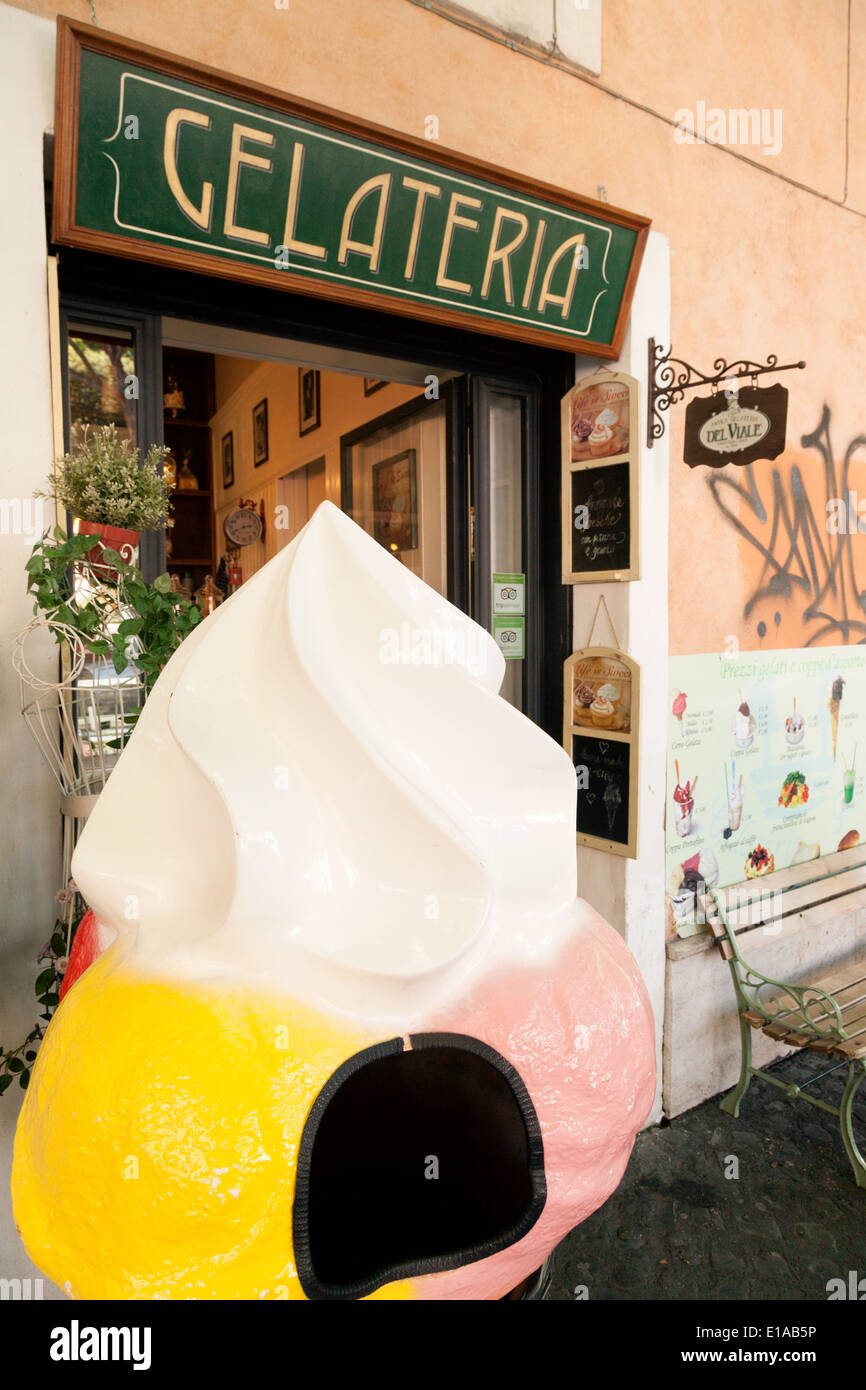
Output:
[{"xmin": 56, "ymin": 247, "xmax": 571, "ymax": 738}]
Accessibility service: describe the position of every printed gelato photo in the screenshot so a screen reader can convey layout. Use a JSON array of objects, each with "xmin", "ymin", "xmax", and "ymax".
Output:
[
  {"xmin": 571, "ymin": 654, "xmax": 633, "ymax": 732},
  {"xmin": 570, "ymin": 377, "xmax": 631, "ymax": 461}
]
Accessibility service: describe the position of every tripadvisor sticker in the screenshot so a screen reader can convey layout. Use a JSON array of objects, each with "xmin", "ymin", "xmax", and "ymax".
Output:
[
  {"xmin": 493, "ymin": 615, "xmax": 524, "ymax": 659},
  {"xmin": 492, "ymin": 573, "xmax": 525, "ymax": 615}
]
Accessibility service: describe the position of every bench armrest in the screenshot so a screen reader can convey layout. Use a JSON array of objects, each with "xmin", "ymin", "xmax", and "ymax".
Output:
[{"xmin": 703, "ymin": 886, "xmax": 845, "ymax": 1041}]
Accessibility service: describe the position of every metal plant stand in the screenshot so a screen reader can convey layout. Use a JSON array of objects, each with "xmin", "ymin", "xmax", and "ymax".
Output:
[{"xmin": 14, "ymin": 613, "xmax": 143, "ymax": 934}]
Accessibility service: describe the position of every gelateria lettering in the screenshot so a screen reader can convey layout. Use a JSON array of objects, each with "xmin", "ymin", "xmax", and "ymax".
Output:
[{"xmin": 63, "ymin": 43, "xmax": 646, "ymax": 352}]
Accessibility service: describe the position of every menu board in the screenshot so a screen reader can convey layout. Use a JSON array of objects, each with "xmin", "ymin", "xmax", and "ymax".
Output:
[
  {"xmin": 573, "ymin": 734, "xmax": 631, "ymax": 848},
  {"xmin": 561, "ymin": 372, "xmax": 640, "ymax": 583},
  {"xmin": 569, "ymin": 463, "xmax": 631, "ymax": 575},
  {"xmin": 667, "ymin": 646, "xmax": 866, "ymax": 936},
  {"xmin": 564, "ymin": 646, "xmax": 640, "ymax": 857}
]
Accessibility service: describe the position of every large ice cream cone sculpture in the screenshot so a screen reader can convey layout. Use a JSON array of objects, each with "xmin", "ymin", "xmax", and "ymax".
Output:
[{"xmin": 13, "ymin": 503, "xmax": 654, "ymax": 1300}]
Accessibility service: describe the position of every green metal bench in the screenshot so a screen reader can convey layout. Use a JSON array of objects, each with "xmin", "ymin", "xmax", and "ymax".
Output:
[{"xmin": 701, "ymin": 870, "xmax": 866, "ymax": 1189}]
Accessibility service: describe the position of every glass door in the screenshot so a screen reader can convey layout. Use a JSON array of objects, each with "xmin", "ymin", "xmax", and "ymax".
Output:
[{"xmin": 470, "ymin": 376, "xmax": 540, "ymax": 718}]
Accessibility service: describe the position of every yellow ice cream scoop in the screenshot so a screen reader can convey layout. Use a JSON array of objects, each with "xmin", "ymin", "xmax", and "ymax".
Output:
[{"xmin": 13, "ymin": 941, "xmax": 411, "ymax": 1301}]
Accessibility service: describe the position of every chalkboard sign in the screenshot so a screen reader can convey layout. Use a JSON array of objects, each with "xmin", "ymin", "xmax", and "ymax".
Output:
[
  {"xmin": 573, "ymin": 734, "xmax": 631, "ymax": 849},
  {"xmin": 561, "ymin": 372, "xmax": 640, "ymax": 582},
  {"xmin": 564, "ymin": 645, "xmax": 640, "ymax": 857},
  {"xmin": 569, "ymin": 463, "xmax": 630, "ymax": 574}
]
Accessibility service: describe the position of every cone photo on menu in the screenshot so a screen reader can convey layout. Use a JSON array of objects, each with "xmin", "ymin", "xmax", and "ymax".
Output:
[{"xmin": 828, "ymin": 675, "xmax": 845, "ymax": 760}]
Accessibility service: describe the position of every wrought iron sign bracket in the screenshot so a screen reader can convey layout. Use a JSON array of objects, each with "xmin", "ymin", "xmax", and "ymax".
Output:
[{"xmin": 646, "ymin": 339, "xmax": 806, "ymax": 447}]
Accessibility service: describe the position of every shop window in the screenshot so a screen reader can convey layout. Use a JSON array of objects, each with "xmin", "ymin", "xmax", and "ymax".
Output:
[
  {"xmin": 414, "ymin": 0, "xmax": 602, "ymax": 76},
  {"xmin": 66, "ymin": 325, "xmax": 137, "ymax": 447}
]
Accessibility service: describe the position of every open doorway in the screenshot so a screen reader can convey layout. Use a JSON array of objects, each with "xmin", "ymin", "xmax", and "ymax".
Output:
[
  {"xmin": 60, "ymin": 291, "xmax": 560, "ymax": 726},
  {"xmin": 156, "ymin": 324, "xmax": 456, "ymax": 611}
]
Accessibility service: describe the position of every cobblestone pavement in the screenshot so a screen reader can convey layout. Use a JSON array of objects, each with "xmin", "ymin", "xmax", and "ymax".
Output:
[{"xmin": 548, "ymin": 1052, "xmax": 866, "ymax": 1300}]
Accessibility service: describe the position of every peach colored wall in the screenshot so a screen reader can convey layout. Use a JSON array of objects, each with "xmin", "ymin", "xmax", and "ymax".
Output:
[
  {"xmin": 11, "ymin": 0, "xmax": 866, "ymax": 653},
  {"xmin": 208, "ymin": 357, "xmax": 420, "ymax": 576}
]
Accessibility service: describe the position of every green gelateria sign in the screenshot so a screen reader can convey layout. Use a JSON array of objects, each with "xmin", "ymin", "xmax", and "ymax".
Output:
[{"xmin": 54, "ymin": 21, "xmax": 649, "ymax": 356}]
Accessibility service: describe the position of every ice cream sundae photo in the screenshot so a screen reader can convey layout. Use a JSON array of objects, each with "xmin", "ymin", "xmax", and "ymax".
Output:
[
  {"xmin": 672, "ymin": 689, "xmax": 687, "ymax": 722},
  {"xmin": 732, "ymin": 699, "xmax": 755, "ymax": 749},
  {"xmin": 672, "ymin": 762, "xmax": 697, "ymax": 838},
  {"xmin": 785, "ymin": 697, "xmax": 804, "ymax": 746}
]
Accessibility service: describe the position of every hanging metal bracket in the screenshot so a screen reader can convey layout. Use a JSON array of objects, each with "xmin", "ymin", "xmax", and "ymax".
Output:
[{"xmin": 646, "ymin": 339, "xmax": 806, "ymax": 448}]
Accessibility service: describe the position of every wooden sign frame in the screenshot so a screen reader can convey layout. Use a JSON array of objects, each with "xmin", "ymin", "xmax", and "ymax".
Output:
[
  {"xmin": 52, "ymin": 18, "xmax": 650, "ymax": 360},
  {"xmin": 563, "ymin": 645, "xmax": 640, "ymax": 858},
  {"xmin": 561, "ymin": 372, "xmax": 641, "ymax": 583}
]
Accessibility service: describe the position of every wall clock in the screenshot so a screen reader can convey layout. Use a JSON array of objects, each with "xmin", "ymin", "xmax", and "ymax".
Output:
[{"xmin": 223, "ymin": 502, "xmax": 264, "ymax": 547}]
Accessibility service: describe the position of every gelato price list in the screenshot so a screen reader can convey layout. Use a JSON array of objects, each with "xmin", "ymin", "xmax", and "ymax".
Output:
[{"xmin": 666, "ymin": 647, "xmax": 866, "ymax": 935}]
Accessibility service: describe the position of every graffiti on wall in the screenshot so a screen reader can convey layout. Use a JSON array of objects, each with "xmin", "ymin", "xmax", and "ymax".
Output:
[{"xmin": 707, "ymin": 406, "xmax": 866, "ymax": 646}]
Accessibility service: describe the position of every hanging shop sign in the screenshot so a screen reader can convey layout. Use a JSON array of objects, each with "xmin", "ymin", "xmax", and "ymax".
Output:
[
  {"xmin": 561, "ymin": 372, "xmax": 640, "ymax": 583},
  {"xmin": 563, "ymin": 645, "xmax": 640, "ymax": 858},
  {"xmin": 683, "ymin": 384, "xmax": 788, "ymax": 469},
  {"xmin": 53, "ymin": 20, "xmax": 649, "ymax": 358}
]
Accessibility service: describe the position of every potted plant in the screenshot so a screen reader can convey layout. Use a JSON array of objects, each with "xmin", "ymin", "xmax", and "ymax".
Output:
[{"xmin": 41, "ymin": 424, "xmax": 172, "ymax": 572}]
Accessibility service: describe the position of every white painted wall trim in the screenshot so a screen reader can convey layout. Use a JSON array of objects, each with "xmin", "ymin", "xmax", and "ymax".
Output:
[{"xmin": 571, "ymin": 229, "xmax": 671, "ymax": 1127}]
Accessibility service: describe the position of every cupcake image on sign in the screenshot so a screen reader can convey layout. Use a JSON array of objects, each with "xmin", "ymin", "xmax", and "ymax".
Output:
[
  {"xmin": 570, "ymin": 655, "xmax": 632, "ymax": 733},
  {"xmin": 569, "ymin": 378, "xmax": 631, "ymax": 460}
]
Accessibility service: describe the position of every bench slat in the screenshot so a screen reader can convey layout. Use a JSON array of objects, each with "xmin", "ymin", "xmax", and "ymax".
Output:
[{"xmin": 724, "ymin": 868, "xmax": 866, "ymax": 932}]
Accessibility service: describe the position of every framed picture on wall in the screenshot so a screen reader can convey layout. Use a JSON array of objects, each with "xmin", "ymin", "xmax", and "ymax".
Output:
[
  {"xmin": 299, "ymin": 369, "xmax": 321, "ymax": 436},
  {"xmin": 253, "ymin": 398, "xmax": 269, "ymax": 467},
  {"xmin": 221, "ymin": 430, "xmax": 234, "ymax": 489},
  {"xmin": 364, "ymin": 378, "xmax": 387, "ymax": 396},
  {"xmin": 372, "ymin": 449, "xmax": 418, "ymax": 553}
]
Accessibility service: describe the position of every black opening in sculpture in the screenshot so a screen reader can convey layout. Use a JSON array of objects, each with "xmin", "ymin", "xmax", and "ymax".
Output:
[{"xmin": 292, "ymin": 1032, "xmax": 546, "ymax": 1300}]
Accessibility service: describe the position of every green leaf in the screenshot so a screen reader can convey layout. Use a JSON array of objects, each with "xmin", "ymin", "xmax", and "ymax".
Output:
[
  {"xmin": 0, "ymin": 1074, "xmax": 13, "ymax": 1095},
  {"xmin": 7, "ymin": 1058, "xmax": 24, "ymax": 1073},
  {"xmin": 42, "ymin": 992, "xmax": 60, "ymax": 1007},
  {"xmin": 153, "ymin": 573, "xmax": 172, "ymax": 593},
  {"xmin": 18, "ymin": 1070, "xmax": 30, "ymax": 1090},
  {"xmin": 24, "ymin": 1050, "xmax": 37, "ymax": 1062},
  {"xmin": 117, "ymin": 617, "xmax": 143, "ymax": 637},
  {"xmin": 35, "ymin": 968, "xmax": 55, "ymax": 994},
  {"xmin": 53, "ymin": 524, "xmax": 68, "ymax": 543}
]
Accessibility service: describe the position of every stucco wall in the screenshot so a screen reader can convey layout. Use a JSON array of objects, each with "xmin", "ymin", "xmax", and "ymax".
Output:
[{"xmin": 7, "ymin": 0, "xmax": 862, "ymax": 648}]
